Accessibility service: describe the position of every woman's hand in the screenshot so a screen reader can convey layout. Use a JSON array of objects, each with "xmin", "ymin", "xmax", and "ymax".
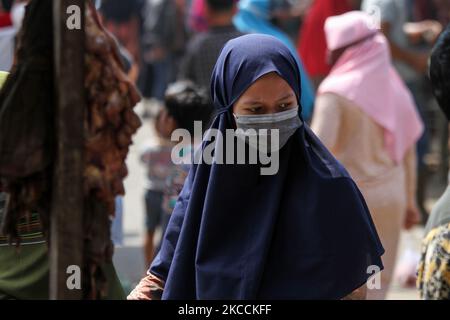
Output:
[
  {"xmin": 342, "ymin": 284, "xmax": 367, "ymax": 300},
  {"xmin": 404, "ymin": 206, "xmax": 421, "ymax": 230},
  {"xmin": 127, "ymin": 274, "xmax": 165, "ymax": 300},
  {"xmin": 404, "ymin": 20, "xmax": 443, "ymax": 44}
]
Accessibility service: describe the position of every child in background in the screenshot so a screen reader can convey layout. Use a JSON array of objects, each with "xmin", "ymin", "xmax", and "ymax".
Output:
[
  {"xmin": 140, "ymin": 80, "xmax": 212, "ymax": 267},
  {"xmin": 159, "ymin": 82, "xmax": 212, "ymax": 239},
  {"xmin": 140, "ymin": 112, "xmax": 177, "ymax": 267}
]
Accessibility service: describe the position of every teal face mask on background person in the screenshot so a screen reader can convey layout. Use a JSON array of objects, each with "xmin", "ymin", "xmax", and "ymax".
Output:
[{"xmin": 233, "ymin": 107, "xmax": 302, "ymax": 153}]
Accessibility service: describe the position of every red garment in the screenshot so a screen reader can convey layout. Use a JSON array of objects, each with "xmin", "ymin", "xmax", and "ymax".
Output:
[
  {"xmin": 0, "ymin": 12, "xmax": 12, "ymax": 28},
  {"xmin": 297, "ymin": 0, "xmax": 351, "ymax": 78}
]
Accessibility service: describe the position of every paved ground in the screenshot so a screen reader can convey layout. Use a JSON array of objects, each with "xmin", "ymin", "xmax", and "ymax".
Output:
[
  {"xmin": 386, "ymin": 229, "xmax": 422, "ymax": 300},
  {"xmin": 113, "ymin": 102, "xmax": 437, "ymax": 300},
  {"xmin": 113, "ymin": 103, "xmax": 153, "ymax": 293}
]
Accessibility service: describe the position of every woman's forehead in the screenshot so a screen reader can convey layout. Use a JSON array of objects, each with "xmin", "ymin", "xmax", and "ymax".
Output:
[{"xmin": 238, "ymin": 73, "xmax": 296, "ymax": 100}]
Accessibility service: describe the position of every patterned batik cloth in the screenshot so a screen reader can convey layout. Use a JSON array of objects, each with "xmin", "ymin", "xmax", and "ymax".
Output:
[{"xmin": 417, "ymin": 223, "xmax": 450, "ymax": 300}]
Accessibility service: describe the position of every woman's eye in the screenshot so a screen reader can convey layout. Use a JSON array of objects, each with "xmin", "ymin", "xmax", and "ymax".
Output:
[
  {"xmin": 280, "ymin": 103, "xmax": 291, "ymax": 110},
  {"xmin": 247, "ymin": 106, "xmax": 262, "ymax": 113}
]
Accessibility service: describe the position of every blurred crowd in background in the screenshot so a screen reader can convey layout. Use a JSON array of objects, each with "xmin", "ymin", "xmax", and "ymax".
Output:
[
  {"xmin": 1, "ymin": 0, "xmax": 450, "ymax": 299},
  {"xmin": 90, "ymin": 0, "xmax": 446, "ymax": 220}
]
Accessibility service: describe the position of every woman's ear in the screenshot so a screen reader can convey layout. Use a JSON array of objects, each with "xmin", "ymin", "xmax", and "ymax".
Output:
[
  {"xmin": 154, "ymin": 109, "xmax": 164, "ymax": 136},
  {"xmin": 166, "ymin": 115, "xmax": 178, "ymax": 137},
  {"xmin": 155, "ymin": 109, "xmax": 175, "ymax": 139}
]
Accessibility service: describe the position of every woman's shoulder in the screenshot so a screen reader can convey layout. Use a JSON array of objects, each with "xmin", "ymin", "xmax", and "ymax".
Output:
[
  {"xmin": 315, "ymin": 93, "xmax": 362, "ymax": 117},
  {"xmin": 316, "ymin": 93, "xmax": 377, "ymax": 131},
  {"xmin": 316, "ymin": 92, "xmax": 344, "ymax": 105},
  {"xmin": 317, "ymin": 93, "xmax": 365, "ymax": 112}
]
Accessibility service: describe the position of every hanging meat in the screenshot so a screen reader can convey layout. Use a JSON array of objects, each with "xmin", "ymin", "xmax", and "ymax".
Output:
[
  {"xmin": 82, "ymin": 1, "xmax": 142, "ymax": 298},
  {"xmin": 0, "ymin": 0, "xmax": 142, "ymax": 299}
]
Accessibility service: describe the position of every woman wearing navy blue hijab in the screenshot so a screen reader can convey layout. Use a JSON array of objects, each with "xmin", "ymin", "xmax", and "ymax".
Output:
[{"xmin": 129, "ymin": 34, "xmax": 384, "ymax": 300}]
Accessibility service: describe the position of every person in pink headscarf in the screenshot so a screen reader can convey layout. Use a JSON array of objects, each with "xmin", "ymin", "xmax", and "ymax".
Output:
[{"xmin": 311, "ymin": 11, "xmax": 424, "ymax": 300}]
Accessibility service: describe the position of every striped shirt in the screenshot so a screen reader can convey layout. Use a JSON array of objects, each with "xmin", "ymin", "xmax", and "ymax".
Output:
[{"xmin": 0, "ymin": 193, "xmax": 46, "ymax": 247}]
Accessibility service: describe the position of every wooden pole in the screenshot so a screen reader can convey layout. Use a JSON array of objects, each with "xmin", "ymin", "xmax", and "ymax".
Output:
[{"xmin": 50, "ymin": 0, "xmax": 86, "ymax": 300}]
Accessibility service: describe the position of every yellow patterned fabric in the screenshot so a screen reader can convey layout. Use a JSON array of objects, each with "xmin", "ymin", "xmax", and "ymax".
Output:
[{"xmin": 417, "ymin": 223, "xmax": 450, "ymax": 300}]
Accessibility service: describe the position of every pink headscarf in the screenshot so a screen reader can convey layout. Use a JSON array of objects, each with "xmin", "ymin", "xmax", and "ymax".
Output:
[{"xmin": 319, "ymin": 11, "xmax": 423, "ymax": 164}]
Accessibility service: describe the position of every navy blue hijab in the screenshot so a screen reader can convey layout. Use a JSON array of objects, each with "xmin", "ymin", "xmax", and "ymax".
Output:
[{"xmin": 150, "ymin": 34, "xmax": 384, "ymax": 300}]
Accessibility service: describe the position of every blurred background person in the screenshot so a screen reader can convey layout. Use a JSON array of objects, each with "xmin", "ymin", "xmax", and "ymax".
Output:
[
  {"xmin": 140, "ymin": 0, "xmax": 187, "ymax": 104},
  {"xmin": 0, "ymin": 0, "xmax": 12, "ymax": 27},
  {"xmin": 269, "ymin": 0, "xmax": 313, "ymax": 42},
  {"xmin": 407, "ymin": 0, "xmax": 450, "ymax": 226},
  {"xmin": 140, "ymin": 106, "xmax": 177, "ymax": 267},
  {"xmin": 311, "ymin": 11, "xmax": 424, "ymax": 299},
  {"xmin": 233, "ymin": 0, "xmax": 315, "ymax": 120},
  {"xmin": 98, "ymin": 5, "xmax": 141, "ymax": 86},
  {"xmin": 158, "ymin": 81, "xmax": 213, "ymax": 244},
  {"xmin": 417, "ymin": 24, "xmax": 450, "ymax": 300},
  {"xmin": 0, "ymin": 0, "xmax": 18, "ymax": 71},
  {"xmin": 10, "ymin": 0, "xmax": 26, "ymax": 30},
  {"xmin": 297, "ymin": 0, "xmax": 361, "ymax": 88},
  {"xmin": 188, "ymin": 0, "xmax": 209, "ymax": 32},
  {"xmin": 362, "ymin": 0, "xmax": 443, "ymax": 226},
  {"xmin": 178, "ymin": 0, "xmax": 242, "ymax": 91},
  {"xmin": 361, "ymin": 0, "xmax": 441, "ymax": 76},
  {"xmin": 140, "ymin": 80, "xmax": 213, "ymax": 267},
  {"xmin": 411, "ymin": 0, "xmax": 450, "ymax": 27},
  {"xmin": 99, "ymin": 0, "xmax": 144, "ymax": 84}
]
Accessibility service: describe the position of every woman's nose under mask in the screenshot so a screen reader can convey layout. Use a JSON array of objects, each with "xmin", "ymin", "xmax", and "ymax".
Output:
[{"xmin": 233, "ymin": 107, "xmax": 302, "ymax": 153}]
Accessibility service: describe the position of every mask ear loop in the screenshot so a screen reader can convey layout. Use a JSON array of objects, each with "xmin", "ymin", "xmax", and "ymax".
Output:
[{"xmin": 229, "ymin": 110, "xmax": 238, "ymax": 129}]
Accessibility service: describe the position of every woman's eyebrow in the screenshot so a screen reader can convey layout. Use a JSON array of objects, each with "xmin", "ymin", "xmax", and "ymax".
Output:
[
  {"xmin": 276, "ymin": 93, "xmax": 295, "ymax": 102},
  {"xmin": 240, "ymin": 100, "xmax": 264, "ymax": 106}
]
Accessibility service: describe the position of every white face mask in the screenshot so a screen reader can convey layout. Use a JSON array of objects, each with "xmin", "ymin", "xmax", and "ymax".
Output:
[
  {"xmin": 11, "ymin": 3, "xmax": 26, "ymax": 30},
  {"xmin": 233, "ymin": 107, "xmax": 302, "ymax": 153}
]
